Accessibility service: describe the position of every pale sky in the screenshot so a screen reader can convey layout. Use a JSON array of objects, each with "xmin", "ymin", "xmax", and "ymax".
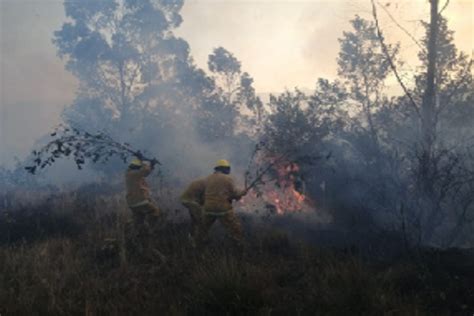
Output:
[
  {"xmin": 177, "ymin": 0, "xmax": 472, "ymax": 92},
  {"xmin": 0, "ymin": 0, "xmax": 472, "ymax": 166}
]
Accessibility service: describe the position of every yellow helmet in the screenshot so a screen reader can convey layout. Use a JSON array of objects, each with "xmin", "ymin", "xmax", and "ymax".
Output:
[
  {"xmin": 215, "ymin": 159, "xmax": 231, "ymax": 168},
  {"xmin": 129, "ymin": 158, "xmax": 142, "ymax": 167}
]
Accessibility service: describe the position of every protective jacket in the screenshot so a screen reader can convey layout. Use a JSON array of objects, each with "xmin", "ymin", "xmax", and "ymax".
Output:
[
  {"xmin": 181, "ymin": 178, "xmax": 207, "ymax": 205},
  {"xmin": 203, "ymin": 172, "xmax": 244, "ymax": 213},
  {"xmin": 125, "ymin": 164, "xmax": 152, "ymax": 207}
]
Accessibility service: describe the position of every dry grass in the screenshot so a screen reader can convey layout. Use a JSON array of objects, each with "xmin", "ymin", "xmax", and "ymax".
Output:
[{"xmin": 0, "ymin": 191, "xmax": 473, "ymax": 315}]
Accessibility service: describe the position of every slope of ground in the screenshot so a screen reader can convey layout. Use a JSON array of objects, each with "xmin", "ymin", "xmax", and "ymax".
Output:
[{"xmin": 0, "ymin": 193, "xmax": 473, "ymax": 315}]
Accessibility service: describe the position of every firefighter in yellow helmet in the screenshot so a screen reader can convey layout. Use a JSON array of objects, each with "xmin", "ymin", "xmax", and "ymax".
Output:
[
  {"xmin": 196, "ymin": 159, "xmax": 247, "ymax": 248},
  {"xmin": 125, "ymin": 158, "xmax": 161, "ymax": 245},
  {"xmin": 180, "ymin": 177, "xmax": 207, "ymax": 237}
]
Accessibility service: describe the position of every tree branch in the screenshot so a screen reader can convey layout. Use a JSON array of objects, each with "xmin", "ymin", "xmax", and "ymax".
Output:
[
  {"xmin": 371, "ymin": 0, "xmax": 421, "ymax": 117},
  {"xmin": 245, "ymin": 151, "xmax": 291, "ymax": 191},
  {"xmin": 439, "ymin": 0, "xmax": 450, "ymax": 15},
  {"xmin": 376, "ymin": 0, "xmax": 425, "ymax": 52}
]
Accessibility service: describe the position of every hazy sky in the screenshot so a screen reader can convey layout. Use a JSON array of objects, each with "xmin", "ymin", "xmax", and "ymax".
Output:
[
  {"xmin": 177, "ymin": 0, "xmax": 472, "ymax": 92},
  {"xmin": 0, "ymin": 0, "xmax": 472, "ymax": 166}
]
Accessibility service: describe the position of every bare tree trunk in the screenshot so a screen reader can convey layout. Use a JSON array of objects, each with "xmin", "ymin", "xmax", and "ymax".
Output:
[
  {"xmin": 362, "ymin": 73, "xmax": 379, "ymax": 154},
  {"xmin": 372, "ymin": 0, "xmax": 448, "ymax": 244},
  {"xmin": 420, "ymin": 0, "xmax": 439, "ymax": 196}
]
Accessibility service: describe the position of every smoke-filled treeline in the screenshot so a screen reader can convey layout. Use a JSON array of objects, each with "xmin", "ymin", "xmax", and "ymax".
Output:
[{"xmin": 1, "ymin": 0, "xmax": 473, "ymax": 248}]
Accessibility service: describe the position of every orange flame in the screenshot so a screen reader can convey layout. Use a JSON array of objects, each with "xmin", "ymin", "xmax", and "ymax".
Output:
[{"xmin": 240, "ymin": 158, "xmax": 314, "ymax": 214}]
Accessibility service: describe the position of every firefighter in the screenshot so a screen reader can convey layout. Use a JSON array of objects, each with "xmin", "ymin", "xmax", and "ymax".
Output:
[
  {"xmin": 180, "ymin": 177, "xmax": 207, "ymax": 237},
  {"xmin": 196, "ymin": 159, "xmax": 247, "ymax": 248},
  {"xmin": 125, "ymin": 158, "xmax": 161, "ymax": 246}
]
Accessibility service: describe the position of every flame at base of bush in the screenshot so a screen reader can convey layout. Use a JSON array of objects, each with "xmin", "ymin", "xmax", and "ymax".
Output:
[{"xmin": 240, "ymin": 159, "xmax": 316, "ymax": 215}]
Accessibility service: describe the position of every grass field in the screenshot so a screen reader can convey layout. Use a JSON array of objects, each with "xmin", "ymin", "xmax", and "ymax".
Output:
[{"xmin": 1, "ymin": 191, "xmax": 473, "ymax": 315}]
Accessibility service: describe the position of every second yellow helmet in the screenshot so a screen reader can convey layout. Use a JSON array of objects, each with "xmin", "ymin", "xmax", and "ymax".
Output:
[
  {"xmin": 215, "ymin": 159, "xmax": 231, "ymax": 168},
  {"xmin": 129, "ymin": 158, "xmax": 143, "ymax": 167}
]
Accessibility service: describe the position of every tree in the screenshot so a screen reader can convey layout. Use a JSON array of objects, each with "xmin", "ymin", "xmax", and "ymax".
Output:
[
  {"xmin": 416, "ymin": 12, "xmax": 474, "ymax": 244},
  {"xmin": 261, "ymin": 87, "xmax": 339, "ymax": 181},
  {"xmin": 415, "ymin": 15, "xmax": 473, "ymax": 143},
  {"xmin": 196, "ymin": 47, "xmax": 262, "ymax": 142},
  {"xmin": 337, "ymin": 15, "xmax": 399, "ymax": 164},
  {"xmin": 371, "ymin": 0, "xmax": 474, "ymax": 245},
  {"xmin": 53, "ymin": 0, "xmax": 237, "ymax": 175},
  {"xmin": 208, "ymin": 47, "xmax": 242, "ymax": 104},
  {"xmin": 237, "ymin": 72, "xmax": 264, "ymax": 132},
  {"xmin": 54, "ymin": 0, "xmax": 187, "ymax": 132},
  {"xmin": 418, "ymin": 0, "xmax": 439, "ymax": 196}
]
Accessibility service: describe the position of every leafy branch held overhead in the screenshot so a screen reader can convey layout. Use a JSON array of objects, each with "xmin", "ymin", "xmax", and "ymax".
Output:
[{"xmin": 25, "ymin": 125, "xmax": 160, "ymax": 175}]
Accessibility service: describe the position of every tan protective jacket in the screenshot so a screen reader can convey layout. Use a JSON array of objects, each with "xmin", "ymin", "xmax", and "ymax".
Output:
[
  {"xmin": 181, "ymin": 178, "xmax": 207, "ymax": 205},
  {"xmin": 203, "ymin": 172, "xmax": 244, "ymax": 213},
  {"xmin": 125, "ymin": 164, "xmax": 152, "ymax": 207}
]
